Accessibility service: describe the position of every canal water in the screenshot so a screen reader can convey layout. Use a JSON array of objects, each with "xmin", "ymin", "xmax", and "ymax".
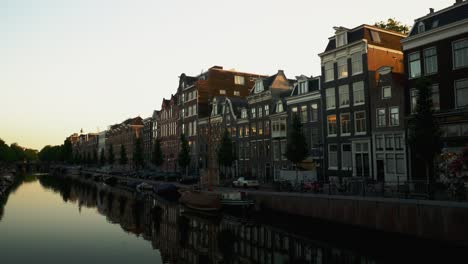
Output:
[{"xmin": 0, "ymin": 174, "xmax": 464, "ymax": 264}]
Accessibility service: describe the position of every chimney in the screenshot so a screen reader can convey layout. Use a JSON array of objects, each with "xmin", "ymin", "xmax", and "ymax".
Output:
[{"xmin": 429, "ymin": 8, "xmax": 434, "ymax": 13}]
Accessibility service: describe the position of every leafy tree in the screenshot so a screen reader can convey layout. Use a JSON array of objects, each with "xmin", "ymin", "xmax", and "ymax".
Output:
[
  {"xmin": 375, "ymin": 18, "xmax": 410, "ymax": 34},
  {"xmin": 133, "ymin": 137, "xmax": 144, "ymax": 169},
  {"xmin": 92, "ymin": 149, "xmax": 98, "ymax": 165},
  {"xmin": 178, "ymin": 134, "xmax": 190, "ymax": 177},
  {"xmin": 10, "ymin": 143, "xmax": 26, "ymax": 162},
  {"xmin": 152, "ymin": 138, "xmax": 164, "ymax": 168},
  {"xmin": 62, "ymin": 139, "xmax": 73, "ymax": 164},
  {"xmin": 408, "ymin": 78, "xmax": 442, "ymax": 190},
  {"xmin": 100, "ymin": 148, "xmax": 106, "ymax": 166},
  {"xmin": 0, "ymin": 139, "xmax": 14, "ymax": 164},
  {"xmin": 119, "ymin": 145, "xmax": 128, "ymax": 166},
  {"xmin": 24, "ymin": 149, "xmax": 38, "ymax": 161},
  {"xmin": 286, "ymin": 114, "xmax": 309, "ymax": 185},
  {"xmin": 108, "ymin": 144, "xmax": 115, "ymax": 165},
  {"xmin": 218, "ymin": 129, "xmax": 235, "ymax": 181},
  {"xmin": 38, "ymin": 145, "xmax": 63, "ymax": 163}
]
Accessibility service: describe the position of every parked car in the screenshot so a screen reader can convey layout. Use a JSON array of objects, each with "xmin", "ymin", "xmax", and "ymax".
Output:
[{"xmin": 232, "ymin": 177, "xmax": 259, "ymax": 189}]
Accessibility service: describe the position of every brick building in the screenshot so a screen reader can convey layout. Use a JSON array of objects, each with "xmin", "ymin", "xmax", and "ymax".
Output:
[{"xmin": 106, "ymin": 117, "xmax": 144, "ymax": 168}]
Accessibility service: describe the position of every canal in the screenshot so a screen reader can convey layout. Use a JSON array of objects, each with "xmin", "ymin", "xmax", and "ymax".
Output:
[{"xmin": 0, "ymin": 174, "xmax": 465, "ymax": 263}]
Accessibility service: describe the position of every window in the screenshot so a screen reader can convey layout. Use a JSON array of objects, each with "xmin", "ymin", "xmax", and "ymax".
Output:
[
  {"xmin": 455, "ymin": 79, "xmax": 468, "ymax": 108},
  {"xmin": 300, "ymin": 105, "xmax": 308, "ymax": 123},
  {"xmin": 220, "ymin": 89, "xmax": 226, "ymax": 95},
  {"xmin": 376, "ymin": 136, "xmax": 384, "ymax": 150},
  {"xmin": 355, "ymin": 111, "xmax": 366, "ymax": 134},
  {"xmin": 258, "ymin": 107, "xmax": 263, "ymax": 118},
  {"xmin": 327, "ymin": 115, "xmax": 337, "ymax": 136},
  {"xmin": 395, "ymin": 134, "xmax": 403, "ymax": 150},
  {"xmin": 418, "ymin": 22, "xmax": 425, "ymax": 33},
  {"xmin": 382, "ymin": 86, "xmax": 391, "ymax": 99},
  {"xmin": 310, "ymin": 103, "xmax": 318, "ymax": 121},
  {"xmin": 258, "ymin": 122, "xmax": 263, "ymax": 135},
  {"xmin": 342, "ymin": 144, "xmax": 352, "ymax": 169},
  {"xmin": 432, "ymin": 20, "xmax": 439, "ymax": 28},
  {"xmin": 273, "ymin": 141, "xmax": 280, "ymax": 161},
  {"xmin": 409, "ymin": 52, "xmax": 421, "ymax": 79},
  {"xmin": 255, "ymin": 80, "xmax": 264, "ymax": 93},
  {"xmin": 235, "ymin": 75, "xmax": 245, "ymax": 85},
  {"xmin": 326, "ymin": 88, "xmax": 336, "ymax": 109},
  {"xmin": 351, "ymin": 52, "xmax": 363, "ymax": 74},
  {"xmin": 328, "ymin": 144, "xmax": 338, "ymax": 169},
  {"xmin": 276, "ymin": 101, "xmax": 284, "ymax": 113},
  {"xmin": 239, "ymin": 126, "xmax": 243, "ymax": 138},
  {"xmin": 245, "ymin": 125, "xmax": 249, "ymax": 137},
  {"xmin": 182, "ymin": 93, "xmax": 185, "ymax": 102},
  {"xmin": 453, "ymin": 39, "xmax": 468, "ymax": 69},
  {"xmin": 324, "ymin": 62, "xmax": 334, "ymax": 82},
  {"xmin": 353, "ymin": 81, "xmax": 365, "ymax": 105},
  {"xmin": 385, "ymin": 135, "xmax": 394, "ymax": 150},
  {"xmin": 241, "ymin": 109, "xmax": 248, "ymax": 119},
  {"xmin": 431, "ymin": 84, "xmax": 440, "ymax": 111},
  {"xmin": 265, "ymin": 120, "xmax": 270, "ymax": 136},
  {"xmin": 424, "ymin": 47, "xmax": 438, "ymax": 75},
  {"xmin": 370, "ymin": 30, "xmax": 381, "ymax": 43},
  {"xmin": 251, "ymin": 108, "xmax": 256, "ymax": 119},
  {"xmin": 410, "ymin": 89, "xmax": 418, "ymax": 113},
  {"xmin": 337, "ymin": 57, "xmax": 348, "ymax": 79},
  {"xmin": 234, "ymin": 91, "xmax": 240, "ymax": 96},
  {"xmin": 389, "ymin": 107, "xmax": 399, "ymax": 126},
  {"xmin": 280, "ymin": 140, "xmax": 287, "ymax": 160},
  {"xmin": 291, "ymin": 107, "xmax": 298, "ymax": 119},
  {"xmin": 336, "ymin": 33, "xmax": 347, "ymax": 47},
  {"xmin": 298, "ymin": 81, "xmax": 308, "ymax": 94},
  {"xmin": 340, "ymin": 113, "xmax": 351, "ymax": 135},
  {"xmin": 339, "ymin": 85, "xmax": 349, "ymax": 107},
  {"xmin": 264, "ymin": 105, "xmax": 269, "ymax": 116},
  {"xmin": 251, "ymin": 123, "xmax": 257, "ymax": 136},
  {"xmin": 377, "ymin": 108, "xmax": 386, "ymax": 127}
]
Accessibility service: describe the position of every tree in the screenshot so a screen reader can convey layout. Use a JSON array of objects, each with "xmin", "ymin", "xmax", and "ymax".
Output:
[
  {"xmin": 152, "ymin": 138, "xmax": 164, "ymax": 169},
  {"xmin": 286, "ymin": 114, "xmax": 309, "ymax": 185},
  {"xmin": 92, "ymin": 149, "xmax": 98, "ymax": 166},
  {"xmin": 375, "ymin": 18, "xmax": 410, "ymax": 34},
  {"xmin": 408, "ymin": 78, "xmax": 442, "ymax": 191},
  {"xmin": 218, "ymin": 129, "xmax": 235, "ymax": 181},
  {"xmin": 100, "ymin": 148, "xmax": 106, "ymax": 166},
  {"xmin": 119, "ymin": 145, "xmax": 128, "ymax": 166},
  {"xmin": 178, "ymin": 134, "xmax": 190, "ymax": 178},
  {"xmin": 108, "ymin": 144, "xmax": 115, "ymax": 165},
  {"xmin": 62, "ymin": 139, "xmax": 73, "ymax": 164},
  {"xmin": 133, "ymin": 137, "xmax": 144, "ymax": 169}
]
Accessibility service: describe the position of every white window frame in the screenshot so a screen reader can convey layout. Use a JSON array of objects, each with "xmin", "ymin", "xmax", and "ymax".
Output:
[
  {"xmin": 234, "ymin": 75, "xmax": 245, "ymax": 85},
  {"xmin": 455, "ymin": 78, "xmax": 468, "ymax": 108},
  {"xmin": 382, "ymin": 86, "xmax": 391, "ymax": 99},
  {"xmin": 408, "ymin": 52, "xmax": 421, "ymax": 79},
  {"xmin": 423, "ymin": 47, "xmax": 438, "ymax": 75},
  {"xmin": 341, "ymin": 144, "xmax": 352, "ymax": 170},
  {"xmin": 377, "ymin": 108, "xmax": 386, "ymax": 128},
  {"xmin": 418, "ymin": 22, "xmax": 425, "ymax": 33},
  {"xmin": 328, "ymin": 144, "xmax": 338, "ymax": 170},
  {"xmin": 327, "ymin": 115, "xmax": 337, "ymax": 137},
  {"xmin": 336, "ymin": 32, "xmax": 347, "ymax": 47},
  {"xmin": 251, "ymin": 108, "xmax": 256, "ymax": 119},
  {"xmin": 310, "ymin": 103, "xmax": 318, "ymax": 122},
  {"xmin": 298, "ymin": 81, "xmax": 308, "ymax": 94},
  {"xmin": 326, "ymin": 88, "xmax": 336, "ymax": 110},
  {"xmin": 351, "ymin": 52, "xmax": 363, "ymax": 75},
  {"xmin": 453, "ymin": 38, "xmax": 468, "ymax": 69},
  {"xmin": 337, "ymin": 57, "xmax": 348, "ymax": 79},
  {"xmin": 352, "ymin": 82, "xmax": 365, "ymax": 106},
  {"xmin": 340, "ymin": 113, "xmax": 351, "ymax": 136},
  {"xmin": 264, "ymin": 104, "xmax": 269, "ymax": 116},
  {"xmin": 339, "ymin": 85, "xmax": 349, "ymax": 108},
  {"xmin": 324, "ymin": 62, "xmax": 334, "ymax": 82},
  {"xmin": 300, "ymin": 105, "xmax": 308, "ymax": 123},
  {"xmin": 354, "ymin": 111, "xmax": 366, "ymax": 135},
  {"xmin": 389, "ymin": 107, "xmax": 399, "ymax": 127}
]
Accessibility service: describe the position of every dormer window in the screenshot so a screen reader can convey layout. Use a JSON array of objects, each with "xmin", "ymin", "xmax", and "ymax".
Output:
[
  {"xmin": 298, "ymin": 81, "xmax": 308, "ymax": 94},
  {"xmin": 276, "ymin": 101, "xmax": 284, "ymax": 113},
  {"xmin": 254, "ymin": 80, "xmax": 264, "ymax": 93},
  {"xmin": 418, "ymin": 22, "xmax": 425, "ymax": 33},
  {"xmin": 370, "ymin": 30, "xmax": 381, "ymax": 43},
  {"xmin": 432, "ymin": 20, "xmax": 439, "ymax": 28},
  {"xmin": 336, "ymin": 32, "xmax": 347, "ymax": 47}
]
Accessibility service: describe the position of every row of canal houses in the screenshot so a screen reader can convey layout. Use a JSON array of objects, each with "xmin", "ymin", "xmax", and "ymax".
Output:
[{"xmin": 69, "ymin": 1, "xmax": 468, "ymax": 185}]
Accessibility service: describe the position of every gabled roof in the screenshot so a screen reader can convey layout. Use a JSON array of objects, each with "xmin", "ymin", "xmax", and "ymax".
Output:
[
  {"xmin": 408, "ymin": 1, "xmax": 468, "ymax": 37},
  {"xmin": 290, "ymin": 76, "xmax": 321, "ymax": 96},
  {"xmin": 249, "ymin": 70, "xmax": 292, "ymax": 95}
]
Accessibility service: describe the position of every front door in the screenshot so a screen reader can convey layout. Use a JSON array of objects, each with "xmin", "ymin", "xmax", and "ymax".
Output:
[{"xmin": 354, "ymin": 141, "xmax": 370, "ymax": 178}]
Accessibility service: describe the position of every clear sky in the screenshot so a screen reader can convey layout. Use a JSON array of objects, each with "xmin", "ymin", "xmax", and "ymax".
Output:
[{"xmin": 1, "ymin": 0, "xmax": 455, "ymax": 150}]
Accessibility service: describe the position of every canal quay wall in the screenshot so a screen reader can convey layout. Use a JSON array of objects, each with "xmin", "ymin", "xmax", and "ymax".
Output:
[{"xmin": 247, "ymin": 191, "xmax": 468, "ymax": 246}]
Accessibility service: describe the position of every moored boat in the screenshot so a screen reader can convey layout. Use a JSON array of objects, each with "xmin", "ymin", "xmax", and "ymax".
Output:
[
  {"xmin": 220, "ymin": 191, "xmax": 254, "ymax": 207},
  {"xmin": 179, "ymin": 190, "xmax": 221, "ymax": 211}
]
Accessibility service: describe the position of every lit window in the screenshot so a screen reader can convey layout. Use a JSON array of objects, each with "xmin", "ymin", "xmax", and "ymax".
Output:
[
  {"xmin": 241, "ymin": 109, "xmax": 247, "ymax": 119},
  {"xmin": 234, "ymin": 75, "xmax": 245, "ymax": 85},
  {"xmin": 340, "ymin": 113, "xmax": 351, "ymax": 135},
  {"xmin": 355, "ymin": 111, "xmax": 366, "ymax": 134},
  {"xmin": 234, "ymin": 91, "xmax": 240, "ymax": 96},
  {"xmin": 351, "ymin": 52, "xmax": 363, "ymax": 75},
  {"xmin": 220, "ymin": 90, "xmax": 226, "ymax": 95},
  {"xmin": 337, "ymin": 57, "xmax": 348, "ymax": 79},
  {"xmin": 382, "ymin": 86, "xmax": 391, "ymax": 99},
  {"xmin": 453, "ymin": 39, "xmax": 468, "ymax": 69},
  {"xmin": 455, "ymin": 79, "xmax": 468, "ymax": 108},
  {"xmin": 301, "ymin": 105, "xmax": 308, "ymax": 123},
  {"xmin": 339, "ymin": 85, "xmax": 349, "ymax": 107},
  {"xmin": 327, "ymin": 115, "xmax": 337, "ymax": 136},
  {"xmin": 326, "ymin": 88, "xmax": 336, "ymax": 109},
  {"xmin": 377, "ymin": 108, "xmax": 386, "ymax": 127},
  {"xmin": 324, "ymin": 62, "xmax": 334, "ymax": 82},
  {"xmin": 390, "ymin": 107, "xmax": 399, "ymax": 126},
  {"xmin": 424, "ymin": 47, "xmax": 438, "ymax": 75},
  {"xmin": 353, "ymin": 82, "xmax": 365, "ymax": 105},
  {"xmin": 310, "ymin": 103, "xmax": 318, "ymax": 121},
  {"xmin": 409, "ymin": 52, "xmax": 421, "ymax": 78}
]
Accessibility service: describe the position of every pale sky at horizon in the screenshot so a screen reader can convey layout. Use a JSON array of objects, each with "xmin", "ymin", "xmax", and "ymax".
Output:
[{"xmin": 1, "ymin": 0, "xmax": 455, "ymax": 150}]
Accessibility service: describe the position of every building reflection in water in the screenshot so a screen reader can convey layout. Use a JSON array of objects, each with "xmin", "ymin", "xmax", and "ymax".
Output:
[{"xmin": 34, "ymin": 175, "xmax": 380, "ymax": 264}]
